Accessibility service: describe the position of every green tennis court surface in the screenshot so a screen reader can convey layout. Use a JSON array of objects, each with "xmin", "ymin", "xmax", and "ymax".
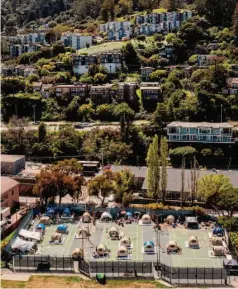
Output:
[
  {"xmin": 36, "ymin": 223, "xmax": 78, "ymax": 256},
  {"xmin": 167, "ymin": 228, "xmax": 224, "ymax": 268},
  {"xmin": 100, "ymin": 224, "xmax": 144, "ymax": 261}
]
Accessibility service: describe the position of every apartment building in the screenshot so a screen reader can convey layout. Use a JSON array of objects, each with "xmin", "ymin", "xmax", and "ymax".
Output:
[
  {"xmin": 140, "ymin": 67, "xmax": 155, "ymax": 81},
  {"xmin": 222, "ymin": 78, "xmax": 238, "ymax": 95},
  {"xmin": 55, "ymin": 84, "xmax": 88, "ymax": 99},
  {"xmin": 72, "ymin": 54, "xmax": 97, "ymax": 75},
  {"xmin": 90, "ymin": 84, "xmax": 113, "ymax": 104},
  {"xmin": 117, "ymin": 82, "xmax": 137, "ymax": 101},
  {"xmin": 61, "ymin": 33, "xmax": 92, "ymax": 50},
  {"xmin": 41, "ymin": 84, "xmax": 53, "ymax": 98},
  {"xmin": 100, "ymin": 21, "xmax": 131, "ymax": 40},
  {"xmin": 140, "ymin": 82, "xmax": 161, "ymax": 100},
  {"xmin": 99, "ymin": 53, "xmax": 122, "ymax": 73},
  {"xmin": 167, "ymin": 122, "xmax": 234, "ymax": 143},
  {"xmin": 1, "ymin": 177, "xmax": 20, "ymax": 209}
]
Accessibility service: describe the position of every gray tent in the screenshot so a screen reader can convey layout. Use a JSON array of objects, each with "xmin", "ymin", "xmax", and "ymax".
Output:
[
  {"xmin": 223, "ymin": 259, "xmax": 238, "ymax": 269},
  {"xmin": 185, "ymin": 217, "xmax": 199, "ymax": 229}
]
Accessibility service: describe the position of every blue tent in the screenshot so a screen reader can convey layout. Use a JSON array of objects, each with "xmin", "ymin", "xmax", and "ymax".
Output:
[
  {"xmin": 213, "ymin": 227, "xmax": 224, "ymax": 236},
  {"xmin": 126, "ymin": 212, "xmax": 133, "ymax": 216},
  {"xmin": 144, "ymin": 241, "xmax": 154, "ymax": 247},
  {"xmin": 57, "ymin": 224, "xmax": 67, "ymax": 232},
  {"xmin": 63, "ymin": 208, "xmax": 71, "ymax": 216},
  {"xmin": 36, "ymin": 223, "xmax": 46, "ymax": 231},
  {"xmin": 46, "ymin": 208, "xmax": 55, "ymax": 216}
]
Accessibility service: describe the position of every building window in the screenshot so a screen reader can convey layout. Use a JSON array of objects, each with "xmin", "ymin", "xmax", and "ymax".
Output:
[{"xmin": 12, "ymin": 190, "xmax": 14, "ymax": 195}]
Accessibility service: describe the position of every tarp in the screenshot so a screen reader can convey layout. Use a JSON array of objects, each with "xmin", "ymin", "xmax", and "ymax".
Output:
[
  {"xmin": 223, "ymin": 259, "xmax": 238, "ymax": 267},
  {"xmin": 19, "ymin": 229, "xmax": 41, "ymax": 241},
  {"xmin": 11, "ymin": 237, "xmax": 35, "ymax": 252},
  {"xmin": 126, "ymin": 212, "xmax": 133, "ymax": 216},
  {"xmin": 46, "ymin": 208, "xmax": 55, "ymax": 215},
  {"xmin": 63, "ymin": 208, "xmax": 71, "ymax": 216}
]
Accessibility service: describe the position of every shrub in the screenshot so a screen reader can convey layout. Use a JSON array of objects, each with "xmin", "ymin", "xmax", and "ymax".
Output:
[{"xmin": 169, "ymin": 146, "xmax": 197, "ymax": 167}]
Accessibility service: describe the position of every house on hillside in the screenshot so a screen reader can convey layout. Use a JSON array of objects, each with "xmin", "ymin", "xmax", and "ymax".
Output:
[
  {"xmin": 222, "ymin": 78, "xmax": 238, "ymax": 95},
  {"xmin": 90, "ymin": 84, "xmax": 113, "ymax": 104},
  {"xmin": 99, "ymin": 21, "xmax": 132, "ymax": 40},
  {"xmin": 140, "ymin": 67, "xmax": 155, "ymax": 81},
  {"xmin": 167, "ymin": 122, "xmax": 234, "ymax": 143},
  {"xmin": 117, "ymin": 82, "xmax": 137, "ymax": 101},
  {"xmin": 99, "ymin": 53, "xmax": 122, "ymax": 74},
  {"xmin": 61, "ymin": 33, "xmax": 92, "ymax": 50},
  {"xmin": 72, "ymin": 54, "xmax": 97, "ymax": 75},
  {"xmin": 140, "ymin": 82, "xmax": 161, "ymax": 100},
  {"xmin": 55, "ymin": 84, "xmax": 88, "ymax": 99}
]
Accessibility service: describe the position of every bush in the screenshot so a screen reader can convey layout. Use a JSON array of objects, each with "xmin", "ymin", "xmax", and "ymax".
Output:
[
  {"xmin": 136, "ymin": 35, "xmax": 146, "ymax": 41},
  {"xmin": 200, "ymin": 148, "xmax": 212, "ymax": 157}
]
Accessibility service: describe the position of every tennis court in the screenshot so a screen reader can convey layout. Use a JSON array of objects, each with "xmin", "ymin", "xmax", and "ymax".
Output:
[
  {"xmin": 36, "ymin": 222, "xmax": 78, "ymax": 256},
  {"xmin": 166, "ymin": 228, "xmax": 224, "ymax": 268}
]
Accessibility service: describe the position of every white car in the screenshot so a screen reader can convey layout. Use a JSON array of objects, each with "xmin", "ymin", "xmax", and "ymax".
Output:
[{"xmin": 108, "ymin": 194, "xmax": 115, "ymax": 202}]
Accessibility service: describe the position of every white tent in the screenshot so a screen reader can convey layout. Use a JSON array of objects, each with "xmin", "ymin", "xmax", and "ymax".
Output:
[
  {"xmin": 213, "ymin": 246, "xmax": 225, "ymax": 256},
  {"xmin": 120, "ymin": 236, "xmax": 131, "ymax": 247},
  {"xmin": 109, "ymin": 227, "xmax": 119, "ymax": 239},
  {"xmin": 188, "ymin": 236, "xmax": 199, "ymax": 247},
  {"xmin": 11, "ymin": 237, "xmax": 35, "ymax": 252},
  {"xmin": 185, "ymin": 217, "xmax": 199, "ymax": 229},
  {"xmin": 117, "ymin": 245, "xmax": 128, "ymax": 257},
  {"xmin": 142, "ymin": 214, "xmax": 151, "ymax": 224},
  {"xmin": 96, "ymin": 244, "xmax": 107, "ymax": 256},
  {"xmin": 166, "ymin": 241, "xmax": 179, "ymax": 253},
  {"xmin": 166, "ymin": 215, "xmax": 175, "ymax": 225},
  {"xmin": 82, "ymin": 212, "xmax": 92, "ymax": 223},
  {"xmin": 19, "ymin": 229, "xmax": 41, "ymax": 242},
  {"xmin": 100, "ymin": 212, "xmax": 112, "ymax": 222}
]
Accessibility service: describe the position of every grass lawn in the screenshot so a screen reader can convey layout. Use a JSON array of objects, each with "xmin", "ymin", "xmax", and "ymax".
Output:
[
  {"xmin": 78, "ymin": 41, "xmax": 126, "ymax": 55},
  {"xmin": 1, "ymin": 276, "xmax": 165, "ymax": 288}
]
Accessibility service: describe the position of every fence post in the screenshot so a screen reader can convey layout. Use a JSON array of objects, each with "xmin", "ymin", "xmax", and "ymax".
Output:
[
  {"xmin": 196, "ymin": 267, "xmax": 197, "ymax": 284},
  {"xmin": 170, "ymin": 266, "xmax": 172, "ymax": 284},
  {"xmin": 63, "ymin": 256, "xmax": 64, "ymax": 271},
  {"xmin": 212, "ymin": 267, "xmax": 214, "ymax": 284},
  {"xmin": 126, "ymin": 261, "xmax": 128, "ymax": 273},
  {"xmin": 204, "ymin": 267, "xmax": 205, "ymax": 283},
  {"xmin": 56, "ymin": 256, "xmax": 57, "ymax": 271},
  {"xmin": 187, "ymin": 267, "xmax": 188, "ymax": 283},
  {"xmin": 178, "ymin": 267, "xmax": 180, "ymax": 284},
  {"xmin": 118, "ymin": 261, "xmax": 119, "ymax": 277},
  {"xmin": 104, "ymin": 261, "xmax": 106, "ymax": 274},
  {"xmin": 27, "ymin": 255, "xmax": 29, "ymax": 271}
]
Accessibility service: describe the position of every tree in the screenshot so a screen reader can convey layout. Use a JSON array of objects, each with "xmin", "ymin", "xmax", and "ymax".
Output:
[
  {"xmin": 45, "ymin": 29, "xmax": 57, "ymax": 44},
  {"xmin": 160, "ymin": 137, "xmax": 168, "ymax": 203},
  {"xmin": 118, "ymin": 0, "xmax": 133, "ymax": 15},
  {"xmin": 169, "ymin": 146, "xmax": 197, "ymax": 167},
  {"xmin": 1, "ymin": 77, "xmax": 26, "ymax": 95},
  {"xmin": 190, "ymin": 157, "xmax": 199, "ymax": 204},
  {"xmin": 52, "ymin": 158, "xmax": 83, "ymax": 174},
  {"xmin": 38, "ymin": 122, "xmax": 47, "ymax": 142},
  {"xmin": 151, "ymin": 103, "xmax": 170, "ymax": 135},
  {"xmin": 78, "ymin": 103, "xmax": 94, "ymax": 121},
  {"xmin": 70, "ymin": 175, "xmax": 86, "ymax": 203},
  {"xmin": 122, "ymin": 42, "xmax": 140, "ymax": 71},
  {"xmin": 52, "ymin": 42, "xmax": 66, "ymax": 56},
  {"xmin": 216, "ymin": 188, "xmax": 238, "ymax": 217},
  {"xmin": 160, "ymin": 0, "xmax": 179, "ymax": 11},
  {"xmin": 232, "ymin": 3, "xmax": 238, "ymax": 44},
  {"xmin": 88, "ymin": 173, "xmax": 116, "ymax": 205},
  {"xmin": 197, "ymin": 174, "xmax": 233, "ymax": 203},
  {"xmin": 96, "ymin": 104, "xmax": 114, "ymax": 121},
  {"xmin": 94, "ymin": 73, "xmax": 107, "ymax": 84},
  {"xmin": 146, "ymin": 135, "xmax": 160, "ymax": 200},
  {"xmin": 114, "ymin": 169, "xmax": 136, "ymax": 202}
]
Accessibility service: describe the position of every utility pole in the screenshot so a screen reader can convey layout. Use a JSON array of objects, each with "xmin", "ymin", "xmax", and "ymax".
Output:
[{"xmin": 221, "ymin": 104, "xmax": 223, "ymax": 123}]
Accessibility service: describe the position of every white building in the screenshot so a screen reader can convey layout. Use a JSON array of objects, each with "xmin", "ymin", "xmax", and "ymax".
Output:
[
  {"xmin": 167, "ymin": 122, "xmax": 234, "ymax": 143},
  {"xmin": 99, "ymin": 53, "xmax": 122, "ymax": 74},
  {"xmin": 61, "ymin": 33, "xmax": 92, "ymax": 50},
  {"xmin": 72, "ymin": 54, "xmax": 97, "ymax": 75},
  {"xmin": 100, "ymin": 21, "xmax": 132, "ymax": 40}
]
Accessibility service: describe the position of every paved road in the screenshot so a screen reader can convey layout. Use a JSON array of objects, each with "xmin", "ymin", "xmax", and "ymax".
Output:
[{"xmin": 0, "ymin": 120, "xmax": 149, "ymax": 132}]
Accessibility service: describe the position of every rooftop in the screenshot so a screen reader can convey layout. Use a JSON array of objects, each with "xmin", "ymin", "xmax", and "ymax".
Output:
[
  {"xmin": 1, "ymin": 155, "xmax": 25, "ymax": 163},
  {"xmin": 1, "ymin": 176, "xmax": 19, "ymax": 195},
  {"xmin": 167, "ymin": 122, "xmax": 233, "ymax": 128}
]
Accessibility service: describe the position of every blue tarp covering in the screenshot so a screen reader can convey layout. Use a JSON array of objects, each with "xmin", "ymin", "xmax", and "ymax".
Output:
[
  {"xmin": 126, "ymin": 212, "xmax": 133, "ymax": 216},
  {"xmin": 36, "ymin": 223, "xmax": 46, "ymax": 231},
  {"xmin": 63, "ymin": 208, "xmax": 71, "ymax": 216},
  {"xmin": 144, "ymin": 241, "xmax": 154, "ymax": 247},
  {"xmin": 47, "ymin": 208, "xmax": 55, "ymax": 214},
  {"xmin": 57, "ymin": 224, "xmax": 67, "ymax": 231},
  {"xmin": 213, "ymin": 227, "xmax": 224, "ymax": 235}
]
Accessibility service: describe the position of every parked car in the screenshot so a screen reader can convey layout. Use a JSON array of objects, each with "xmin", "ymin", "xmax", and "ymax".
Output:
[{"xmin": 74, "ymin": 124, "xmax": 83, "ymax": 129}]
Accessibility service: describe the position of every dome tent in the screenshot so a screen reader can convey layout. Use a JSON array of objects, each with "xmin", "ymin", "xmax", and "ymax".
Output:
[
  {"xmin": 144, "ymin": 241, "xmax": 155, "ymax": 253},
  {"xmin": 166, "ymin": 215, "xmax": 175, "ymax": 225},
  {"xmin": 117, "ymin": 245, "xmax": 128, "ymax": 258},
  {"xmin": 56, "ymin": 224, "xmax": 68, "ymax": 234},
  {"xmin": 96, "ymin": 244, "xmax": 107, "ymax": 256},
  {"xmin": 188, "ymin": 236, "xmax": 199, "ymax": 248},
  {"xmin": 212, "ymin": 246, "xmax": 225, "ymax": 256},
  {"xmin": 213, "ymin": 227, "xmax": 224, "ymax": 237},
  {"xmin": 119, "ymin": 231, "xmax": 125, "ymax": 239},
  {"xmin": 125, "ymin": 212, "xmax": 133, "ymax": 219},
  {"xmin": 72, "ymin": 248, "xmax": 84, "ymax": 260},
  {"xmin": 166, "ymin": 241, "xmax": 179, "ymax": 253},
  {"xmin": 141, "ymin": 214, "xmax": 151, "ymax": 224},
  {"xmin": 39, "ymin": 216, "xmax": 51, "ymax": 225},
  {"xmin": 46, "ymin": 208, "xmax": 55, "ymax": 216},
  {"xmin": 211, "ymin": 237, "xmax": 223, "ymax": 246},
  {"xmin": 63, "ymin": 208, "xmax": 71, "ymax": 217},
  {"xmin": 120, "ymin": 236, "xmax": 131, "ymax": 247},
  {"xmin": 78, "ymin": 227, "xmax": 90, "ymax": 238},
  {"xmin": 50, "ymin": 232, "xmax": 62, "ymax": 243},
  {"xmin": 109, "ymin": 227, "xmax": 119, "ymax": 239},
  {"xmin": 82, "ymin": 212, "xmax": 92, "ymax": 223},
  {"xmin": 100, "ymin": 212, "xmax": 112, "ymax": 222},
  {"xmin": 35, "ymin": 223, "xmax": 46, "ymax": 233}
]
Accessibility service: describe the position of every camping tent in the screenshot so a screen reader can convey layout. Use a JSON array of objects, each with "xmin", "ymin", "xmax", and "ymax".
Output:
[
  {"xmin": 35, "ymin": 223, "xmax": 46, "ymax": 233},
  {"xmin": 11, "ymin": 237, "xmax": 36, "ymax": 252},
  {"xmin": 78, "ymin": 227, "xmax": 90, "ymax": 238},
  {"xmin": 82, "ymin": 212, "xmax": 92, "ymax": 223},
  {"xmin": 50, "ymin": 232, "xmax": 62, "ymax": 243},
  {"xmin": 166, "ymin": 241, "xmax": 178, "ymax": 253},
  {"xmin": 46, "ymin": 208, "xmax": 55, "ymax": 216},
  {"xmin": 166, "ymin": 215, "xmax": 175, "ymax": 225},
  {"xmin": 188, "ymin": 236, "xmax": 199, "ymax": 247},
  {"xmin": 133, "ymin": 211, "xmax": 141, "ymax": 217},
  {"xmin": 63, "ymin": 208, "xmax": 71, "ymax": 216},
  {"xmin": 213, "ymin": 227, "xmax": 224, "ymax": 237},
  {"xmin": 119, "ymin": 231, "xmax": 125, "ymax": 239},
  {"xmin": 19, "ymin": 229, "xmax": 41, "ymax": 242},
  {"xmin": 142, "ymin": 214, "xmax": 152, "ymax": 224},
  {"xmin": 96, "ymin": 244, "xmax": 107, "ymax": 256},
  {"xmin": 223, "ymin": 259, "xmax": 238, "ymax": 269},
  {"xmin": 72, "ymin": 248, "xmax": 84, "ymax": 260},
  {"xmin": 144, "ymin": 241, "xmax": 155, "ymax": 253},
  {"xmin": 109, "ymin": 227, "xmax": 119, "ymax": 239},
  {"xmin": 100, "ymin": 212, "xmax": 112, "ymax": 222},
  {"xmin": 211, "ymin": 237, "xmax": 223, "ymax": 246},
  {"xmin": 39, "ymin": 216, "xmax": 51, "ymax": 225},
  {"xmin": 212, "ymin": 246, "xmax": 225, "ymax": 256},
  {"xmin": 185, "ymin": 217, "xmax": 199, "ymax": 229},
  {"xmin": 117, "ymin": 245, "xmax": 128, "ymax": 258},
  {"xmin": 56, "ymin": 224, "xmax": 68, "ymax": 234},
  {"xmin": 120, "ymin": 236, "xmax": 131, "ymax": 247},
  {"xmin": 125, "ymin": 212, "xmax": 133, "ymax": 219}
]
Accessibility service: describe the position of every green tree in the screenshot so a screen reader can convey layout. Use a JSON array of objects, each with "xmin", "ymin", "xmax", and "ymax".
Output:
[
  {"xmin": 160, "ymin": 137, "xmax": 168, "ymax": 203},
  {"xmin": 52, "ymin": 41, "xmax": 66, "ymax": 56},
  {"xmin": 122, "ymin": 42, "xmax": 140, "ymax": 71},
  {"xmin": 96, "ymin": 104, "xmax": 114, "ymax": 121},
  {"xmin": 169, "ymin": 146, "xmax": 197, "ymax": 167},
  {"xmin": 38, "ymin": 122, "xmax": 47, "ymax": 142},
  {"xmin": 52, "ymin": 158, "xmax": 83, "ymax": 174},
  {"xmin": 1, "ymin": 77, "xmax": 26, "ymax": 95},
  {"xmin": 146, "ymin": 135, "xmax": 160, "ymax": 200},
  {"xmin": 232, "ymin": 3, "xmax": 238, "ymax": 45},
  {"xmin": 216, "ymin": 188, "xmax": 238, "ymax": 217},
  {"xmin": 78, "ymin": 103, "xmax": 94, "ymax": 121}
]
